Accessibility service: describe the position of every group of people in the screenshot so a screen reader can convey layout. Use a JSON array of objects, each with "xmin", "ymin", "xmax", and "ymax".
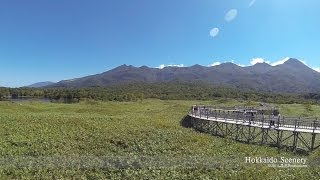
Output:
[
  {"xmin": 242, "ymin": 110, "xmax": 281, "ymax": 127},
  {"xmin": 242, "ymin": 110, "xmax": 255, "ymax": 124},
  {"xmin": 270, "ymin": 113, "xmax": 281, "ymax": 127}
]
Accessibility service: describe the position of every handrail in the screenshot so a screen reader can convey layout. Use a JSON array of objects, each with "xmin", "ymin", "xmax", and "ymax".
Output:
[{"xmin": 190, "ymin": 105, "xmax": 320, "ymax": 131}]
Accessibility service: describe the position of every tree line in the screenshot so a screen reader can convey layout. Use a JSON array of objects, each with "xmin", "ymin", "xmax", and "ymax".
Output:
[{"xmin": 0, "ymin": 82, "xmax": 319, "ymax": 104}]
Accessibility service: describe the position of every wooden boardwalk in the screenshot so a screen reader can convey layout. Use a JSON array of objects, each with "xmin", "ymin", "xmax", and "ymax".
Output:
[{"xmin": 188, "ymin": 105, "xmax": 320, "ymax": 152}]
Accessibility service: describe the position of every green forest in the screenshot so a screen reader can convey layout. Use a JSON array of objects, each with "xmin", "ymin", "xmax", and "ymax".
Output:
[{"xmin": 1, "ymin": 82, "xmax": 320, "ymax": 104}]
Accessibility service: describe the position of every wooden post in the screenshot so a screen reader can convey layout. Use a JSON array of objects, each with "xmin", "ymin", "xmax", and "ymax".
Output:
[
  {"xmin": 248, "ymin": 126, "xmax": 251, "ymax": 143},
  {"xmin": 276, "ymin": 115, "xmax": 281, "ymax": 148},
  {"xmin": 269, "ymin": 114, "xmax": 272, "ymax": 126},
  {"xmin": 313, "ymin": 119, "xmax": 317, "ymax": 134},
  {"xmin": 192, "ymin": 106, "xmax": 194, "ymax": 116},
  {"xmin": 225, "ymin": 122, "xmax": 228, "ymax": 136},
  {"xmin": 226, "ymin": 111, "xmax": 229, "ymax": 122},
  {"xmin": 277, "ymin": 130, "xmax": 283, "ymax": 148},
  {"xmin": 261, "ymin": 129, "xmax": 265, "ymax": 144},
  {"xmin": 196, "ymin": 106, "xmax": 198, "ymax": 116},
  {"xmin": 265, "ymin": 129, "xmax": 269, "ymax": 144},
  {"xmin": 311, "ymin": 119, "xmax": 317, "ymax": 150},
  {"xmin": 236, "ymin": 112, "xmax": 239, "ymax": 124},
  {"xmin": 236, "ymin": 124, "xmax": 239, "ymax": 140},
  {"xmin": 215, "ymin": 110, "xmax": 217, "ymax": 119},
  {"xmin": 262, "ymin": 115, "xmax": 265, "ymax": 128},
  {"xmin": 269, "ymin": 115, "xmax": 272, "ymax": 129},
  {"xmin": 293, "ymin": 132, "xmax": 298, "ymax": 151},
  {"xmin": 291, "ymin": 118, "xmax": 298, "ymax": 151}
]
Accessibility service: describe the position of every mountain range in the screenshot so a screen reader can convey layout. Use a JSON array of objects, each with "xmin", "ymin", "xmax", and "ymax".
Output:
[{"xmin": 36, "ymin": 58, "xmax": 320, "ymax": 93}]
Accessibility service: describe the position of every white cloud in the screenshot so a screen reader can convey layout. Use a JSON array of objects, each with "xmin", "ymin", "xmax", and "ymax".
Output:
[
  {"xmin": 210, "ymin": 62, "xmax": 221, "ymax": 66},
  {"xmin": 157, "ymin": 64, "xmax": 184, "ymax": 69},
  {"xmin": 237, "ymin": 63, "xmax": 246, "ymax": 67},
  {"xmin": 209, "ymin": 28, "xmax": 219, "ymax": 38},
  {"xmin": 225, "ymin": 9, "xmax": 238, "ymax": 22},
  {"xmin": 157, "ymin": 64, "xmax": 166, "ymax": 69},
  {"xmin": 269, "ymin": 57, "xmax": 309, "ymax": 67},
  {"xmin": 249, "ymin": 0, "xmax": 256, "ymax": 7},
  {"xmin": 250, "ymin": 58, "xmax": 270, "ymax": 65},
  {"xmin": 209, "ymin": 60, "xmax": 245, "ymax": 67},
  {"xmin": 270, "ymin": 57, "xmax": 290, "ymax": 66},
  {"xmin": 312, "ymin": 67, "xmax": 320, "ymax": 72},
  {"xmin": 156, "ymin": 58, "xmax": 317, "ymax": 71}
]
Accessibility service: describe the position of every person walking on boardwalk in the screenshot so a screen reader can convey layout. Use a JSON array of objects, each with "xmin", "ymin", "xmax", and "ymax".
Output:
[
  {"xmin": 276, "ymin": 114, "xmax": 281, "ymax": 127},
  {"xmin": 250, "ymin": 112, "xmax": 254, "ymax": 124},
  {"xmin": 243, "ymin": 110, "xmax": 247, "ymax": 123},
  {"xmin": 270, "ymin": 113, "xmax": 275, "ymax": 127}
]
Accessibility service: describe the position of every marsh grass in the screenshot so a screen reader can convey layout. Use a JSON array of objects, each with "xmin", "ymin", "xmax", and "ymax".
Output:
[{"xmin": 0, "ymin": 99, "xmax": 319, "ymax": 179}]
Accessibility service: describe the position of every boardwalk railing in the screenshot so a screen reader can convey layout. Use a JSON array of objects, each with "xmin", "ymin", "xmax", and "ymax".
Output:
[
  {"xmin": 188, "ymin": 105, "xmax": 320, "ymax": 152},
  {"xmin": 190, "ymin": 105, "xmax": 320, "ymax": 132}
]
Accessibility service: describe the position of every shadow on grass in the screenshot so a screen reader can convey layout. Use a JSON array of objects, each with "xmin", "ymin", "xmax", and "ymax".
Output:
[{"xmin": 180, "ymin": 115, "xmax": 193, "ymax": 128}]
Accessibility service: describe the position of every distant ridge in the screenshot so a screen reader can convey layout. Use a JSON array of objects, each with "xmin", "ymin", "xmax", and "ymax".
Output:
[
  {"xmin": 26, "ymin": 81, "xmax": 55, "ymax": 88},
  {"xmin": 46, "ymin": 58, "xmax": 320, "ymax": 93}
]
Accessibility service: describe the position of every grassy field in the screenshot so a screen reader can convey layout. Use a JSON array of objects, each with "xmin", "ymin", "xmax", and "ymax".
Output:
[{"xmin": 0, "ymin": 99, "xmax": 319, "ymax": 179}]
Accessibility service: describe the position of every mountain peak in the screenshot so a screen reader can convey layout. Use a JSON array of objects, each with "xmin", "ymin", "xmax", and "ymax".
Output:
[
  {"xmin": 190, "ymin": 64, "xmax": 205, "ymax": 68},
  {"xmin": 49, "ymin": 60, "xmax": 320, "ymax": 93},
  {"xmin": 282, "ymin": 58, "xmax": 306, "ymax": 67},
  {"xmin": 274, "ymin": 58, "xmax": 314, "ymax": 72},
  {"xmin": 218, "ymin": 62, "xmax": 239, "ymax": 67},
  {"xmin": 120, "ymin": 64, "xmax": 134, "ymax": 68},
  {"xmin": 246, "ymin": 62, "xmax": 272, "ymax": 73},
  {"xmin": 252, "ymin": 62, "xmax": 271, "ymax": 67},
  {"xmin": 112, "ymin": 64, "xmax": 136, "ymax": 71},
  {"xmin": 139, "ymin": 65, "xmax": 150, "ymax": 69}
]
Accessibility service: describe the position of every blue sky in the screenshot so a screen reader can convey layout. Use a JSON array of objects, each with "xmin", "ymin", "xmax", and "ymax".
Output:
[{"xmin": 1, "ymin": 0, "xmax": 320, "ymax": 87}]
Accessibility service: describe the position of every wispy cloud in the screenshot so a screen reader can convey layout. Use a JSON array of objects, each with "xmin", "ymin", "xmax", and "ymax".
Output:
[
  {"xmin": 157, "ymin": 64, "xmax": 184, "ymax": 69},
  {"xmin": 312, "ymin": 67, "xmax": 320, "ymax": 72},
  {"xmin": 250, "ymin": 58, "xmax": 270, "ymax": 65},
  {"xmin": 237, "ymin": 63, "xmax": 246, "ymax": 67},
  {"xmin": 209, "ymin": 28, "xmax": 219, "ymax": 38},
  {"xmin": 249, "ymin": 0, "xmax": 256, "ymax": 7},
  {"xmin": 254, "ymin": 57, "xmax": 293, "ymax": 66},
  {"xmin": 157, "ymin": 58, "xmax": 317, "ymax": 71},
  {"xmin": 225, "ymin": 9, "xmax": 238, "ymax": 22},
  {"xmin": 255, "ymin": 57, "xmax": 309, "ymax": 67},
  {"xmin": 209, "ymin": 60, "xmax": 245, "ymax": 67},
  {"xmin": 210, "ymin": 62, "xmax": 221, "ymax": 66},
  {"xmin": 270, "ymin": 57, "xmax": 290, "ymax": 66},
  {"xmin": 215, "ymin": 57, "xmax": 306, "ymax": 67}
]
